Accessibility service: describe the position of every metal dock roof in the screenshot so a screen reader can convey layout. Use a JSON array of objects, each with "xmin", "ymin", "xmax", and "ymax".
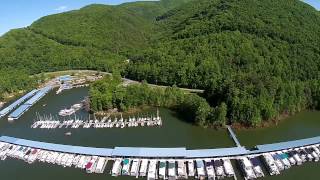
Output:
[
  {"xmin": 186, "ymin": 147, "xmax": 249, "ymax": 158},
  {"xmin": 0, "ymin": 136, "xmax": 113, "ymax": 156},
  {"xmin": 1, "ymin": 135, "xmax": 320, "ymax": 158},
  {"xmin": 59, "ymin": 75, "xmax": 72, "ymax": 81},
  {"xmin": 251, "ymin": 136, "xmax": 320, "ymax": 154},
  {"xmin": 8, "ymin": 104, "xmax": 32, "ymax": 119},
  {"xmin": 25, "ymin": 86, "xmax": 52, "ymax": 105},
  {"xmin": 113, "ymin": 147, "xmax": 187, "ymax": 157},
  {"xmin": 0, "ymin": 89, "xmax": 38, "ymax": 116}
]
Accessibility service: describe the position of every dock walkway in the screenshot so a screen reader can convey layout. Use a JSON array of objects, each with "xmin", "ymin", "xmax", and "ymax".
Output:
[{"xmin": 226, "ymin": 125, "xmax": 242, "ymax": 147}]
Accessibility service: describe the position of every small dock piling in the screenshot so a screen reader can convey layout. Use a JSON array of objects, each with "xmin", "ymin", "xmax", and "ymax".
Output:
[{"xmin": 226, "ymin": 125, "xmax": 241, "ymax": 147}]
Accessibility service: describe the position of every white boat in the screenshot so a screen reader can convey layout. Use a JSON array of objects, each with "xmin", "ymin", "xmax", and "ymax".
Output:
[
  {"xmin": 239, "ymin": 157, "xmax": 256, "ymax": 179},
  {"xmin": 204, "ymin": 159, "xmax": 215, "ymax": 180},
  {"xmin": 66, "ymin": 154, "xmax": 75, "ymax": 167},
  {"xmin": 312, "ymin": 145, "xmax": 320, "ymax": 155},
  {"xmin": 112, "ymin": 158, "xmax": 122, "ymax": 177},
  {"xmin": 262, "ymin": 154, "xmax": 280, "ymax": 175},
  {"xmin": 195, "ymin": 160, "xmax": 206, "ymax": 179},
  {"xmin": 177, "ymin": 160, "xmax": 188, "ymax": 179},
  {"xmin": 122, "ymin": 158, "xmax": 131, "ymax": 175},
  {"xmin": 289, "ymin": 151, "xmax": 302, "ymax": 165},
  {"xmin": 282, "ymin": 150, "xmax": 296, "ymax": 165},
  {"xmin": 72, "ymin": 155, "xmax": 80, "ymax": 166},
  {"xmin": 249, "ymin": 156, "xmax": 265, "ymax": 177},
  {"xmin": 77, "ymin": 156, "xmax": 86, "ymax": 168},
  {"xmin": 222, "ymin": 159, "xmax": 235, "ymax": 177},
  {"xmin": 130, "ymin": 159, "xmax": 141, "ymax": 177},
  {"xmin": 168, "ymin": 160, "xmax": 176, "ymax": 179},
  {"xmin": 56, "ymin": 153, "xmax": 64, "ymax": 165},
  {"xmin": 270, "ymin": 152, "xmax": 285, "ymax": 171},
  {"xmin": 159, "ymin": 160, "xmax": 167, "ymax": 179},
  {"xmin": 187, "ymin": 160, "xmax": 195, "ymax": 177},
  {"xmin": 139, "ymin": 159, "xmax": 149, "ymax": 177},
  {"xmin": 276, "ymin": 152, "xmax": 291, "ymax": 169},
  {"xmin": 213, "ymin": 159, "xmax": 224, "ymax": 179},
  {"xmin": 86, "ymin": 156, "xmax": 98, "ymax": 173},
  {"xmin": 71, "ymin": 103, "xmax": 82, "ymax": 110},
  {"xmin": 147, "ymin": 160, "xmax": 157, "ymax": 180},
  {"xmin": 95, "ymin": 157, "xmax": 107, "ymax": 173},
  {"xmin": 59, "ymin": 108, "xmax": 76, "ymax": 116},
  {"xmin": 82, "ymin": 156, "xmax": 92, "ymax": 169}
]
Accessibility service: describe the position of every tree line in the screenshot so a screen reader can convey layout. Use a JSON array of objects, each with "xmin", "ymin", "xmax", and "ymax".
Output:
[{"xmin": 89, "ymin": 75, "xmax": 228, "ymax": 127}]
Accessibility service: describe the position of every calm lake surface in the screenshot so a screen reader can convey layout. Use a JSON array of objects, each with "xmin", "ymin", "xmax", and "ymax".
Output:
[{"xmin": 0, "ymin": 87, "xmax": 319, "ymax": 179}]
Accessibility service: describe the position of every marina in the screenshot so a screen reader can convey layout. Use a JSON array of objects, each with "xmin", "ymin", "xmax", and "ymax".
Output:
[
  {"xmin": 0, "ymin": 87, "xmax": 319, "ymax": 179},
  {"xmin": 31, "ymin": 114, "xmax": 162, "ymax": 129},
  {"xmin": 1, "ymin": 134, "xmax": 320, "ymax": 179}
]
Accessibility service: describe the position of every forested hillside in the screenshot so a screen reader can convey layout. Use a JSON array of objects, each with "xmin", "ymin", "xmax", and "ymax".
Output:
[
  {"xmin": 124, "ymin": 0, "xmax": 320, "ymax": 126},
  {"xmin": 0, "ymin": 0, "xmax": 190, "ymax": 99},
  {"xmin": 0, "ymin": 0, "xmax": 319, "ymax": 127}
]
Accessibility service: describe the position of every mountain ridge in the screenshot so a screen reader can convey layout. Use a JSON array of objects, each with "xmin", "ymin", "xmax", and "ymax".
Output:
[{"xmin": 0, "ymin": 0, "xmax": 319, "ymax": 126}]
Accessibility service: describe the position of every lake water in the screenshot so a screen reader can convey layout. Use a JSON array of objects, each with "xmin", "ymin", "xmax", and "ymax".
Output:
[{"xmin": 0, "ymin": 87, "xmax": 319, "ymax": 179}]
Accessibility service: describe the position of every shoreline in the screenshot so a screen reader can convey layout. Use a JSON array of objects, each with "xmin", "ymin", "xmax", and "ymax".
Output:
[
  {"xmin": 0, "ymin": 91, "xmax": 27, "ymax": 107},
  {"xmin": 92, "ymin": 106, "xmax": 312, "ymax": 131},
  {"xmin": 229, "ymin": 111, "xmax": 308, "ymax": 130},
  {"xmin": 94, "ymin": 106, "xmax": 155, "ymax": 117}
]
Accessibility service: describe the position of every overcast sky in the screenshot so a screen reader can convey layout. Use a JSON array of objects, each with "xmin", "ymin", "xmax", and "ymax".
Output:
[{"xmin": 0, "ymin": 0, "xmax": 319, "ymax": 36}]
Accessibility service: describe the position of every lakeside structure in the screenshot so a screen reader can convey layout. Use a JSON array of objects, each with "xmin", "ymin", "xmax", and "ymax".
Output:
[
  {"xmin": 31, "ymin": 113, "xmax": 162, "ymax": 129},
  {"xmin": 0, "ymin": 73, "xmax": 96, "ymax": 121},
  {"xmin": 0, "ymin": 89, "xmax": 39, "ymax": 119},
  {"xmin": 7, "ymin": 86, "xmax": 52, "ymax": 121},
  {"xmin": 1, "ymin": 135, "xmax": 320, "ymax": 179}
]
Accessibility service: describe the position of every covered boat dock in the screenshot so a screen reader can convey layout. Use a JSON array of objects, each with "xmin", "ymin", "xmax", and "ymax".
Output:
[
  {"xmin": 251, "ymin": 136, "xmax": 320, "ymax": 154},
  {"xmin": 8, "ymin": 86, "xmax": 52, "ymax": 120},
  {"xmin": 0, "ymin": 136, "xmax": 113, "ymax": 156},
  {"xmin": 0, "ymin": 89, "xmax": 38, "ymax": 118},
  {"xmin": 1, "ymin": 135, "xmax": 320, "ymax": 158}
]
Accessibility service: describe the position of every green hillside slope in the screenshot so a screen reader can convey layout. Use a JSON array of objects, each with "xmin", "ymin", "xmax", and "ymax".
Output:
[
  {"xmin": 29, "ymin": 4, "xmax": 152, "ymax": 54},
  {"xmin": 0, "ymin": 0, "xmax": 319, "ymax": 127},
  {"xmin": 0, "ymin": 0, "xmax": 190, "ymax": 99},
  {"xmin": 125, "ymin": 0, "xmax": 320, "ymax": 126}
]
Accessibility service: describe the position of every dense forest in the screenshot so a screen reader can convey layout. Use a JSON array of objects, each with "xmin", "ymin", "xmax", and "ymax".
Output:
[
  {"xmin": 0, "ymin": 0, "xmax": 190, "ymax": 100},
  {"xmin": 124, "ymin": 0, "xmax": 320, "ymax": 126},
  {"xmin": 0, "ymin": 0, "xmax": 319, "ymax": 127},
  {"xmin": 90, "ymin": 75, "xmax": 227, "ymax": 127}
]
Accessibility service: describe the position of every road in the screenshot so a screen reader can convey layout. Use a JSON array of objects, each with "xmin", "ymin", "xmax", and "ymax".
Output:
[{"xmin": 38, "ymin": 70, "xmax": 205, "ymax": 94}]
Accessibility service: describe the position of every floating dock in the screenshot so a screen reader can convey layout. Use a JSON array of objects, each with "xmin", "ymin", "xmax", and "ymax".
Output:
[
  {"xmin": 8, "ymin": 86, "xmax": 52, "ymax": 121},
  {"xmin": 0, "ymin": 136, "xmax": 248, "ymax": 158},
  {"xmin": 2, "ymin": 135, "xmax": 320, "ymax": 158},
  {"xmin": 0, "ymin": 89, "xmax": 38, "ymax": 119},
  {"xmin": 1, "ymin": 135, "xmax": 320, "ymax": 179}
]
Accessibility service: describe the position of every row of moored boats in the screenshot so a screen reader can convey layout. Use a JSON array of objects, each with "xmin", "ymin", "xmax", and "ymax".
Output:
[
  {"xmin": 0, "ymin": 142, "xmax": 107, "ymax": 173},
  {"xmin": 31, "ymin": 116, "xmax": 162, "ymax": 129},
  {"xmin": 238, "ymin": 144, "xmax": 320, "ymax": 179},
  {"xmin": 111, "ymin": 158, "xmax": 235, "ymax": 179},
  {"xmin": 2, "ymin": 141, "xmax": 320, "ymax": 179}
]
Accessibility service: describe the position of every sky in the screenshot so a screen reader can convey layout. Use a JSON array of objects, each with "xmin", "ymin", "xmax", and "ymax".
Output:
[
  {"xmin": 0, "ymin": 0, "xmax": 319, "ymax": 36},
  {"xmin": 304, "ymin": 0, "xmax": 320, "ymax": 10},
  {"xmin": 0, "ymin": 0, "xmax": 157, "ymax": 36}
]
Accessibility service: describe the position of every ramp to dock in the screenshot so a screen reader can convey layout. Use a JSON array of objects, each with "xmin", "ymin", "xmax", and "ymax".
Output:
[{"xmin": 226, "ymin": 125, "xmax": 242, "ymax": 147}]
